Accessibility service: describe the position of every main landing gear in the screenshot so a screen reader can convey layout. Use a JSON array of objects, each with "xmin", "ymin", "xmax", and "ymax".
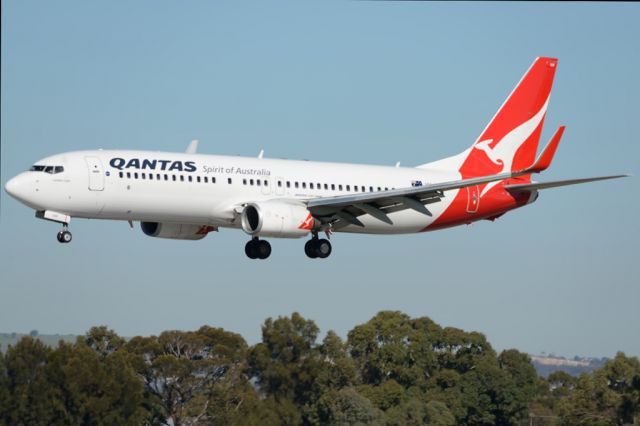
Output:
[
  {"xmin": 56, "ymin": 225, "xmax": 72, "ymax": 244},
  {"xmin": 305, "ymin": 234, "xmax": 332, "ymax": 259},
  {"xmin": 245, "ymin": 237, "xmax": 271, "ymax": 260}
]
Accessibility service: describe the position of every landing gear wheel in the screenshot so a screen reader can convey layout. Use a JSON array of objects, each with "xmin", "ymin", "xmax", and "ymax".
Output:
[
  {"xmin": 245, "ymin": 239, "xmax": 258, "ymax": 259},
  {"xmin": 57, "ymin": 230, "xmax": 72, "ymax": 243},
  {"xmin": 316, "ymin": 239, "xmax": 332, "ymax": 259},
  {"xmin": 305, "ymin": 240, "xmax": 318, "ymax": 259},
  {"xmin": 256, "ymin": 240, "xmax": 271, "ymax": 259}
]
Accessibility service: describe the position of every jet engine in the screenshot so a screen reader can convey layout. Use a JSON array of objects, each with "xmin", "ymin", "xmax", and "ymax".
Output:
[
  {"xmin": 240, "ymin": 201, "xmax": 316, "ymax": 238},
  {"xmin": 140, "ymin": 222, "xmax": 215, "ymax": 240}
]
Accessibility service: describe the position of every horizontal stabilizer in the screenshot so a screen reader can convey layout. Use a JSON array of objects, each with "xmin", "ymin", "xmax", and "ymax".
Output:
[{"xmin": 504, "ymin": 174, "xmax": 630, "ymax": 192}]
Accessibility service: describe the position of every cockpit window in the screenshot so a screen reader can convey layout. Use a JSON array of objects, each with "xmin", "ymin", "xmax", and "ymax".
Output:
[{"xmin": 30, "ymin": 165, "xmax": 64, "ymax": 174}]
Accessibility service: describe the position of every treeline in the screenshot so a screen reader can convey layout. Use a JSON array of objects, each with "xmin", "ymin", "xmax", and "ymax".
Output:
[{"xmin": 0, "ymin": 311, "xmax": 638, "ymax": 426}]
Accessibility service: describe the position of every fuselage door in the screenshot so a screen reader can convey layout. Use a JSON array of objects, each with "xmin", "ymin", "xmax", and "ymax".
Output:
[
  {"xmin": 466, "ymin": 185, "xmax": 480, "ymax": 213},
  {"xmin": 85, "ymin": 156, "xmax": 105, "ymax": 191}
]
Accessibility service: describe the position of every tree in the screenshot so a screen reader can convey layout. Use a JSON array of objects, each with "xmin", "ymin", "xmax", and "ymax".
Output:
[
  {"xmin": 82, "ymin": 325, "xmax": 126, "ymax": 357},
  {"xmin": 248, "ymin": 313, "xmax": 322, "ymax": 406},
  {"xmin": 347, "ymin": 311, "xmax": 437, "ymax": 389},
  {"xmin": 62, "ymin": 343, "xmax": 147, "ymax": 425},
  {"xmin": 309, "ymin": 387, "xmax": 383, "ymax": 426},
  {"xmin": 0, "ymin": 337, "xmax": 60, "ymax": 426},
  {"xmin": 126, "ymin": 326, "xmax": 250, "ymax": 426}
]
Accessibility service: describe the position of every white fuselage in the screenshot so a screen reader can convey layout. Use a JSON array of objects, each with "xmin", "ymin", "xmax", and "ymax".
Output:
[{"xmin": 6, "ymin": 150, "xmax": 462, "ymax": 235}]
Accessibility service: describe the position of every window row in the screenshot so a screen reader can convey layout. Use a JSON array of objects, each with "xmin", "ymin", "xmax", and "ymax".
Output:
[
  {"xmin": 116, "ymin": 171, "xmax": 393, "ymax": 193},
  {"xmin": 242, "ymin": 178, "xmax": 392, "ymax": 193},
  {"xmin": 117, "ymin": 171, "xmax": 230, "ymax": 184}
]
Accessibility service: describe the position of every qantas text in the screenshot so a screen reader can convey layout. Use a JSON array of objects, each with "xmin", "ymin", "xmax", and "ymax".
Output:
[{"xmin": 109, "ymin": 158, "xmax": 197, "ymax": 172}]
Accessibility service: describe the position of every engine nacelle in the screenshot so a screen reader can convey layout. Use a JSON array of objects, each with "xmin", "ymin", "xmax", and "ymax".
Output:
[
  {"xmin": 240, "ymin": 201, "xmax": 315, "ymax": 238},
  {"xmin": 140, "ymin": 222, "xmax": 216, "ymax": 240}
]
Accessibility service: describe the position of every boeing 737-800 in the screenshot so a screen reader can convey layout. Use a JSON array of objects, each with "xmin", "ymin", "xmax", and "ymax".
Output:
[{"xmin": 4, "ymin": 57, "xmax": 627, "ymax": 259}]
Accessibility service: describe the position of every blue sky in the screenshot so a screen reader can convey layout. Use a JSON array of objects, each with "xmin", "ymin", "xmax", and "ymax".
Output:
[{"xmin": 1, "ymin": 1, "xmax": 638, "ymax": 358}]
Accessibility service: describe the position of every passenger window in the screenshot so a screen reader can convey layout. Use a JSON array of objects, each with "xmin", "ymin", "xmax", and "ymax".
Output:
[
  {"xmin": 302, "ymin": 182, "xmax": 306, "ymax": 189},
  {"xmin": 354, "ymin": 186, "xmax": 358, "ymax": 192},
  {"xmin": 127, "ymin": 172, "xmax": 131, "ymax": 178},
  {"xmin": 197, "ymin": 176, "xmax": 201, "ymax": 183},
  {"xmin": 212, "ymin": 177, "xmax": 216, "ymax": 183},
  {"xmin": 339, "ymin": 184, "xmax": 343, "ymax": 191},
  {"xmin": 149, "ymin": 174, "xmax": 153, "ymax": 180},
  {"xmin": 361, "ymin": 186, "xmax": 365, "ymax": 192},
  {"xmin": 119, "ymin": 171, "xmax": 123, "ymax": 178},
  {"xmin": 172, "ymin": 175, "xmax": 176, "ymax": 181},
  {"xmin": 134, "ymin": 172, "xmax": 139, "ymax": 179},
  {"xmin": 317, "ymin": 183, "xmax": 321, "ymax": 189},
  {"xmin": 141, "ymin": 173, "xmax": 146, "ymax": 179},
  {"xmin": 377, "ymin": 187, "xmax": 381, "ymax": 191},
  {"xmin": 164, "ymin": 174, "xmax": 168, "ymax": 181},
  {"xmin": 369, "ymin": 186, "xmax": 373, "ymax": 192},
  {"xmin": 310, "ymin": 183, "xmax": 314, "ymax": 189},
  {"xmin": 324, "ymin": 184, "xmax": 328, "ymax": 190},
  {"xmin": 157, "ymin": 173, "xmax": 161, "ymax": 180},
  {"xmin": 346, "ymin": 185, "xmax": 350, "ymax": 191},
  {"xmin": 331, "ymin": 184, "xmax": 335, "ymax": 190},
  {"xmin": 264, "ymin": 180, "xmax": 268, "ymax": 186},
  {"xmin": 385, "ymin": 187, "xmax": 388, "ymax": 191},
  {"xmin": 286, "ymin": 181, "xmax": 291, "ymax": 188},
  {"xmin": 295, "ymin": 182, "xmax": 299, "ymax": 189},
  {"xmin": 228, "ymin": 178, "xmax": 232, "ymax": 184},
  {"xmin": 188, "ymin": 176, "xmax": 193, "ymax": 182},
  {"xmin": 278, "ymin": 181, "xmax": 282, "ymax": 187},
  {"xmin": 180, "ymin": 175, "xmax": 185, "ymax": 182},
  {"xmin": 204, "ymin": 176, "xmax": 209, "ymax": 183},
  {"xmin": 257, "ymin": 180, "xmax": 261, "ymax": 186}
]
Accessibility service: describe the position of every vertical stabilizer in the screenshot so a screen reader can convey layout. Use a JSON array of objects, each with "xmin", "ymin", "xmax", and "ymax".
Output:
[{"xmin": 461, "ymin": 57, "xmax": 557, "ymax": 180}]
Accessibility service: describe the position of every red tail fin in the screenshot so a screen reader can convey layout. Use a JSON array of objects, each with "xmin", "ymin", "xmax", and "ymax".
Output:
[{"xmin": 459, "ymin": 57, "xmax": 558, "ymax": 180}]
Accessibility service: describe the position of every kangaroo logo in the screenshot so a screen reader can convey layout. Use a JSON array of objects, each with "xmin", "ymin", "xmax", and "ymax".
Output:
[{"xmin": 474, "ymin": 98, "xmax": 549, "ymax": 197}]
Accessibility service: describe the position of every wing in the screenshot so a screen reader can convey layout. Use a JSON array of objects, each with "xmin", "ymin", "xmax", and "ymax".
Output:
[
  {"xmin": 305, "ymin": 128, "xmax": 628, "ymax": 229},
  {"xmin": 308, "ymin": 169, "xmax": 530, "ymax": 228}
]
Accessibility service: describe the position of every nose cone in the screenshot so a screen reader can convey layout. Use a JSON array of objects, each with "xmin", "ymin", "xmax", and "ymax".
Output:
[
  {"xmin": 5, "ymin": 176, "xmax": 20, "ymax": 197},
  {"xmin": 5, "ymin": 173, "xmax": 32, "ymax": 204}
]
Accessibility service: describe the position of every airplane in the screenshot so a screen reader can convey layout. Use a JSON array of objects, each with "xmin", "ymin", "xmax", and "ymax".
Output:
[{"xmin": 4, "ymin": 57, "xmax": 628, "ymax": 259}]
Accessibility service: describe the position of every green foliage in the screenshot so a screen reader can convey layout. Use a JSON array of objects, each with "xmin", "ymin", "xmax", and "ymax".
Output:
[
  {"xmin": 0, "ymin": 313, "xmax": 637, "ymax": 426},
  {"xmin": 0, "ymin": 337, "xmax": 59, "ymax": 426}
]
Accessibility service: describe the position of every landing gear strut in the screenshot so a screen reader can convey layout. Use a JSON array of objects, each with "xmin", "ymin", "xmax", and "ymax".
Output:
[
  {"xmin": 56, "ymin": 225, "xmax": 72, "ymax": 244},
  {"xmin": 245, "ymin": 237, "xmax": 271, "ymax": 260},
  {"xmin": 305, "ymin": 234, "xmax": 332, "ymax": 259}
]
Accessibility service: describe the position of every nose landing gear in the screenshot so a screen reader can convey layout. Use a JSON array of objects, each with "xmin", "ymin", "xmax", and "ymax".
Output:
[
  {"xmin": 305, "ymin": 234, "xmax": 332, "ymax": 259},
  {"xmin": 245, "ymin": 237, "xmax": 271, "ymax": 259},
  {"xmin": 56, "ymin": 226, "xmax": 72, "ymax": 244}
]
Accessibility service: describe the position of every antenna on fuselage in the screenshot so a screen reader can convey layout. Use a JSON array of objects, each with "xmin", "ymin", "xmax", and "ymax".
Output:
[
  {"xmin": 258, "ymin": 149, "xmax": 264, "ymax": 159},
  {"xmin": 186, "ymin": 139, "xmax": 199, "ymax": 154},
  {"xmin": 395, "ymin": 161, "xmax": 401, "ymax": 168}
]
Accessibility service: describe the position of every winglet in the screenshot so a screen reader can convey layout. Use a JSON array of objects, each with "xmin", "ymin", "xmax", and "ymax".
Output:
[
  {"xmin": 186, "ymin": 139, "xmax": 199, "ymax": 154},
  {"xmin": 528, "ymin": 126, "xmax": 565, "ymax": 173}
]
